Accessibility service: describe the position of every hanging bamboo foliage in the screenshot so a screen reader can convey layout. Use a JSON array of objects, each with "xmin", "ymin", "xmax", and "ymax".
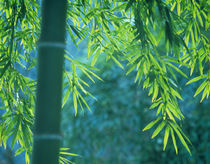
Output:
[{"xmin": 32, "ymin": 0, "xmax": 67, "ymax": 164}]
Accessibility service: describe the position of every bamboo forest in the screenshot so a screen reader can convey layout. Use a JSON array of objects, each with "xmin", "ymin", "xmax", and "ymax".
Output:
[{"xmin": 0, "ymin": 0, "xmax": 209, "ymax": 164}]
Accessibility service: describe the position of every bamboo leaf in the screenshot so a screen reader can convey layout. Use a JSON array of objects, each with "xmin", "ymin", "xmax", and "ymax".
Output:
[
  {"xmin": 79, "ymin": 66, "xmax": 103, "ymax": 81},
  {"xmin": 166, "ymin": 107, "xmax": 175, "ymax": 122},
  {"xmin": 171, "ymin": 88, "xmax": 183, "ymax": 100},
  {"xmin": 11, "ymin": 120, "xmax": 20, "ymax": 149},
  {"xmin": 168, "ymin": 104, "xmax": 181, "ymax": 120},
  {"xmin": 60, "ymin": 151, "xmax": 80, "ymax": 156},
  {"xmin": 170, "ymin": 122, "xmax": 191, "ymax": 155},
  {"xmin": 15, "ymin": 147, "xmax": 25, "ymax": 156},
  {"xmin": 151, "ymin": 121, "xmax": 166, "ymax": 139},
  {"xmin": 194, "ymin": 80, "xmax": 207, "ymax": 97},
  {"xmin": 157, "ymin": 103, "xmax": 164, "ymax": 116},
  {"xmin": 142, "ymin": 116, "xmax": 162, "ymax": 131},
  {"xmin": 163, "ymin": 125, "xmax": 170, "ymax": 151},
  {"xmin": 91, "ymin": 48, "xmax": 101, "ymax": 66},
  {"xmin": 152, "ymin": 80, "xmax": 158, "ymax": 101},
  {"xmin": 77, "ymin": 91, "xmax": 91, "ymax": 112},
  {"xmin": 172, "ymin": 122, "xmax": 192, "ymax": 145},
  {"xmin": 186, "ymin": 75, "xmax": 207, "ymax": 85},
  {"xmin": 125, "ymin": 0, "xmax": 135, "ymax": 12},
  {"xmin": 62, "ymin": 87, "xmax": 71, "ymax": 108},
  {"xmin": 126, "ymin": 63, "xmax": 136, "ymax": 75},
  {"xmin": 177, "ymin": 1, "xmax": 181, "ymax": 16},
  {"xmin": 80, "ymin": 69, "xmax": 95, "ymax": 83},
  {"xmin": 149, "ymin": 99, "xmax": 162, "ymax": 109},
  {"xmin": 200, "ymin": 84, "xmax": 209, "ymax": 102},
  {"xmin": 73, "ymin": 87, "xmax": 78, "ymax": 116},
  {"xmin": 25, "ymin": 152, "xmax": 30, "ymax": 164},
  {"xmin": 111, "ymin": 56, "xmax": 124, "ymax": 69},
  {"xmin": 171, "ymin": 128, "xmax": 178, "ymax": 154},
  {"xmin": 166, "ymin": 62, "xmax": 188, "ymax": 78}
]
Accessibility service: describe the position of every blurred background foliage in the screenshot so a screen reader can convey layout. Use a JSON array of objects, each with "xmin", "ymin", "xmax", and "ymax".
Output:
[{"xmin": 60, "ymin": 41, "xmax": 210, "ymax": 164}]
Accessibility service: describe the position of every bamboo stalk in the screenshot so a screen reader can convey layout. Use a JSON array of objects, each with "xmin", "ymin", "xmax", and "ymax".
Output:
[{"xmin": 32, "ymin": 0, "xmax": 67, "ymax": 164}]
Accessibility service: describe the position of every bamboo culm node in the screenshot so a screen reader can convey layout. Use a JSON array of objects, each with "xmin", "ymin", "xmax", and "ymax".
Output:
[
  {"xmin": 34, "ymin": 134, "xmax": 63, "ymax": 140},
  {"xmin": 37, "ymin": 42, "xmax": 66, "ymax": 49}
]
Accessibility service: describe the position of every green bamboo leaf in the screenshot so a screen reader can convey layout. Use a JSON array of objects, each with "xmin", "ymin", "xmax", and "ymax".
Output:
[
  {"xmin": 78, "ymin": 77, "xmax": 89, "ymax": 87},
  {"xmin": 79, "ymin": 66, "xmax": 103, "ymax": 81},
  {"xmin": 77, "ymin": 91, "xmax": 91, "ymax": 112},
  {"xmin": 67, "ymin": 25, "xmax": 78, "ymax": 48},
  {"xmin": 186, "ymin": 75, "xmax": 207, "ymax": 85},
  {"xmin": 200, "ymin": 85, "xmax": 209, "ymax": 102},
  {"xmin": 194, "ymin": 80, "xmax": 207, "ymax": 97},
  {"xmin": 171, "ymin": 88, "xmax": 183, "ymax": 100},
  {"xmin": 80, "ymin": 68, "xmax": 95, "ymax": 83},
  {"xmin": 59, "ymin": 158, "xmax": 65, "ymax": 164},
  {"xmin": 111, "ymin": 56, "xmax": 124, "ymax": 69},
  {"xmin": 149, "ymin": 99, "xmax": 162, "ymax": 109},
  {"xmin": 112, "ymin": 3, "xmax": 127, "ymax": 12},
  {"xmin": 142, "ymin": 116, "xmax": 162, "ymax": 131},
  {"xmin": 60, "ymin": 147, "xmax": 80, "ymax": 158},
  {"xmin": 134, "ymin": 67, "xmax": 141, "ymax": 83},
  {"xmin": 88, "ymin": 44, "xmax": 99, "ymax": 58},
  {"xmin": 66, "ymin": 56, "xmax": 99, "ymax": 71},
  {"xmin": 0, "ymin": 61, "xmax": 10, "ymax": 79},
  {"xmin": 148, "ymin": 85, "xmax": 153, "ymax": 96},
  {"xmin": 138, "ymin": 67, "xmax": 144, "ymax": 85},
  {"xmin": 4, "ymin": 117, "xmax": 18, "ymax": 136},
  {"xmin": 73, "ymin": 87, "xmax": 78, "ymax": 116},
  {"xmin": 168, "ymin": 105, "xmax": 181, "ymax": 120},
  {"xmin": 172, "ymin": 122, "xmax": 192, "ymax": 145},
  {"xmin": 72, "ymin": 64, "xmax": 76, "ymax": 81},
  {"xmin": 91, "ymin": 47, "xmax": 101, "ymax": 66},
  {"xmin": 143, "ymin": 61, "xmax": 148, "ymax": 76},
  {"xmin": 15, "ymin": 147, "xmax": 25, "ymax": 156},
  {"xmin": 126, "ymin": 63, "xmax": 136, "ymax": 75},
  {"xmin": 21, "ymin": 124, "xmax": 31, "ymax": 149},
  {"xmin": 11, "ymin": 120, "xmax": 20, "ymax": 149},
  {"xmin": 143, "ymin": 77, "xmax": 150, "ymax": 89},
  {"xmin": 60, "ymin": 148, "xmax": 70, "ymax": 151},
  {"xmin": 25, "ymin": 151, "xmax": 30, "ymax": 164},
  {"xmin": 152, "ymin": 80, "xmax": 158, "ymax": 101},
  {"xmin": 69, "ymin": 25, "xmax": 81, "ymax": 39},
  {"xmin": 151, "ymin": 121, "xmax": 166, "ymax": 139},
  {"xmin": 60, "ymin": 151, "xmax": 80, "ymax": 156},
  {"xmin": 76, "ymin": 81, "xmax": 87, "ymax": 94},
  {"xmin": 125, "ymin": 0, "xmax": 135, "ymax": 12},
  {"xmin": 166, "ymin": 107, "xmax": 175, "ymax": 122},
  {"xmin": 62, "ymin": 87, "xmax": 71, "ymax": 108},
  {"xmin": 177, "ymin": 1, "xmax": 181, "ymax": 16},
  {"xmin": 170, "ymin": 122, "xmax": 191, "ymax": 155},
  {"xmin": 197, "ymin": 10, "xmax": 203, "ymax": 27},
  {"xmin": 127, "ymin": 53, "xmax": 140, "ymax": 65},
  {"xmin": 163, "ymin": 125, "xmax": 170, "ymax": 151},
  {"xmin": 166, "ymin": 62, "xmax": 188, "ymax": 78},
  {"xmin": 170, "ymin": 128, "xmax": 178, "ymax": 154},
  {"xmin": 148, "ymin": 30, "xmax": 158, "ymax": 46},
  {"xmin": 77, "ymin": 96, "xmax": 84, "ymax": 111},
  {"xmin": 157, "ymin": 103, "xmax": 164, "ymax": 116},
  {"xmin": 148, "ymin": 53, "xmax": 161, "ymax": 70}
]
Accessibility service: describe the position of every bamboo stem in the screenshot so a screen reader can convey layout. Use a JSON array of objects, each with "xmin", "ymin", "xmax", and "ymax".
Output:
[{"xmin": 32, "ymin": 0, "xmax": 67, "ymax": 164}]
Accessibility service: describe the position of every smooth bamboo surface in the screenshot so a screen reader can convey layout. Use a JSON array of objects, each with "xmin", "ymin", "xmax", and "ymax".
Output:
[{"xmin": 32, "ymin": 0, "xmax": 67, "ymax": 164}]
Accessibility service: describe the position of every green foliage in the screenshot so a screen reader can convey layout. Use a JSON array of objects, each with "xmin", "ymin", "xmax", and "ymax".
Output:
[
  {"xmin": 59, "ymin": 148, "xmax": 79, "ymax": 164},
  {"xmin": 61, "ymin": 64, "xmax": 210, "ymax": 163},
  {"xmin": 0, "ymin": 0, "xmax": 209, "ymax": 162}
]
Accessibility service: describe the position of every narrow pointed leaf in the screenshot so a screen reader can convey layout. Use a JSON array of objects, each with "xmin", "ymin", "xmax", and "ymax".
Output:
[
  {"xmin": 163, "ymin": 125, "xmax": 170, "ymax": 151},
  {"xmin": 142, "ymin": 116, "xmax": 162, "ymax": 131},
  {"xmin": 151, "ymin": 121, "xmax": 166, "ymax": 139}
]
